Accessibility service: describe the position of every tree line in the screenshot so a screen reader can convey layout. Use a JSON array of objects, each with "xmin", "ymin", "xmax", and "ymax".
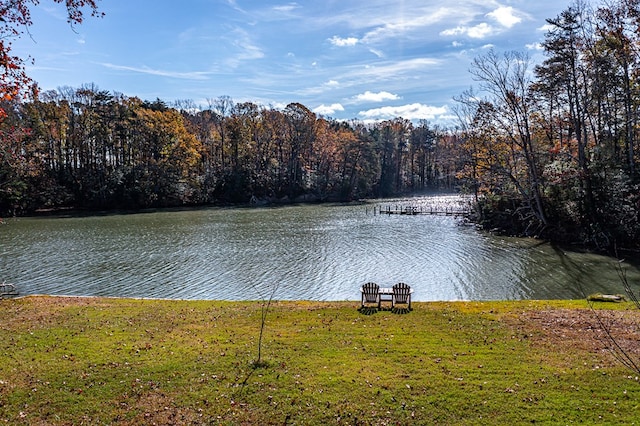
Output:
[
  {"xmin": 0, "ymin": 88, "xmax": 452, "ymax": 214},
  {"xmin": 1, "ymin": 0, "xmax": 640, "ymax": 250}
]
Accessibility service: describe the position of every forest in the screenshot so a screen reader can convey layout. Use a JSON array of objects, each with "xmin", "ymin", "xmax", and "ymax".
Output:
[
  {"xmin": 0, "ymin": 91, "xmax": 449, "ymax": 209},
  {"xmin": 1, "ymin": 0, "xmax": 640, "ymax": 250}
]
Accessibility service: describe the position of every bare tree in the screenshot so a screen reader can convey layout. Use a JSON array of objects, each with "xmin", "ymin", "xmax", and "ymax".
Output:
[
  {"xmin": 207, "ymin": 95, "xmax": 235, "ymax": 171},
  {"xmin": 470, "ymin": 50, "xmax": 548, "ymax": 232}
]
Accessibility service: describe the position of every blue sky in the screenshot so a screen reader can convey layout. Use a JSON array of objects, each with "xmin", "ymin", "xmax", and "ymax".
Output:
[{"xmin": 14, "ymin": 0, "xmax": 570, "ymax": 125}]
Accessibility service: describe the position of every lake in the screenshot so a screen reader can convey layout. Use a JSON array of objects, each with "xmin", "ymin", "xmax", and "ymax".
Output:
[{"xmin": 1, "ymin": 195, "xmax": 638, "ymax": 301}]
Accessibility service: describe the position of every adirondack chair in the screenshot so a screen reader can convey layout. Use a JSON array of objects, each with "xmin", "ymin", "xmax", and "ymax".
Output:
[
  {"xmin": 392, "ymin": 282, "xmax": 412, "ymax": 310},
  {"xmin": 360, "ymin": 282, "xmax": 380, "ymax": 309}
]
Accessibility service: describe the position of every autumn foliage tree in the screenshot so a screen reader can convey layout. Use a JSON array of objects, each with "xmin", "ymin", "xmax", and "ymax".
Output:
[
  {"xmin": 0, "ymin": 0, "xmax": 102, "ymax": 107},
  {"xmin": 1, "ymin": 0, "xmax": 102, "ymax": 213}
]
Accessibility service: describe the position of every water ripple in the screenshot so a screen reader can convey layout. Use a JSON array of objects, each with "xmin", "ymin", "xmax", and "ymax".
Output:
[{"xmin": 1, "ymin": 198, "xmax": 639, "ymax": 301}]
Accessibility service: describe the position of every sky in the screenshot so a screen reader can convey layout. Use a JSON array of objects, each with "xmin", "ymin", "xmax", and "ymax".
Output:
[{"xmin": 13, "ymin": 0, "xmax": 572, "ymax": 125}]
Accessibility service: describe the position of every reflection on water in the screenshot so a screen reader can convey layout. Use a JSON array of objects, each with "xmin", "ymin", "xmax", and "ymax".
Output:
[{"xmin": 1, "ymin": 196, "xmax": 638, "ymax": 301}]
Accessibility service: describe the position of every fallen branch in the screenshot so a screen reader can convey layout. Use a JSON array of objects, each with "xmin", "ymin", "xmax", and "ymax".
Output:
[{"xmin": 586, "ymin": 293, "xmax": 626, "ymax": 303}]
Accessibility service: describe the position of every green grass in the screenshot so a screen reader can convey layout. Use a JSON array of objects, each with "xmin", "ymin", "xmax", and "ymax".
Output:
[{"xmin": 0, "ymin": 297, "xmax": 638, "ymax": 425}]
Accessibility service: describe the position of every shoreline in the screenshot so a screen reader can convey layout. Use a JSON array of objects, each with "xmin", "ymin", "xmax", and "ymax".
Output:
[{"xmin": 2, "ymin": 293, "xmax": 628, "ymax": 305}]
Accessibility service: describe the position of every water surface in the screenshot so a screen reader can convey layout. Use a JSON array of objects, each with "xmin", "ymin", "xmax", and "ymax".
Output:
[{"xmin": 1, "ymin": 196, "xmax": 638, "ymax": 301}]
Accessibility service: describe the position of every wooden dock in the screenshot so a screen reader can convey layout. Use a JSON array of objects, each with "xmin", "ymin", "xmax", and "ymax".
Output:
[{"xmin": 371, "ymin": 205, "xmax": 470, "ymax": 217}]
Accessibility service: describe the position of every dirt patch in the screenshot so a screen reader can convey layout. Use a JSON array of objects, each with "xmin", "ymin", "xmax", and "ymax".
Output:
[
  {"xmin": 119, "ymin": 391, "xmax": 203, "ymax": 426},
  {"xmin": 510, "ymin": 307, "xmax": 640, "ymax": 366},
  {"xmin": 2, "ymin": 296, "xmax": 111, "ymax": 329}
]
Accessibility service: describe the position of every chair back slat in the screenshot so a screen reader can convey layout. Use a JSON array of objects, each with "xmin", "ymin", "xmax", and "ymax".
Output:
[
  {"xmin": 362, "ymin": 282, "xmax": 379, "ymax": 303},
  {"xmin": 392, "ymin": 282, "xmax": 411, "ymax": 303}
]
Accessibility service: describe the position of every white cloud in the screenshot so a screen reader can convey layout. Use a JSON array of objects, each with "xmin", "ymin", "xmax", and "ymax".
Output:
[
  {"xmin": 441, "ymin": 23, "xmax": 495, "ymax": 39},
  {"xmin": 538, "ymin": 23, "xmax": 555, "ymax": 32},
  {"xmin": 526, "ymin": 42, "xmax": 543, "ymax": 50},
  {"xmin": 293, "ymin": 58, "xmax": 441, "ymax": 98},
  {"xmin": 42, "ymin": 5, "xmax": 69, "ymax": 21},
  {"xmin": 225, "ymin": 0, "xmax": 245, "ymax": 13},
  {"xmin": 268, "ymin": 101, "xmax": 288, "ymax": 111},
  {"xmin": 440, "ymin": 6, "xmax": 527, "ymax": 41},
  {"xmin": 297, "ymin": 79, "xmax": 341, "ymax": 96},
  {"xmin": 256, "ymin": 2, "xmax": 301, "ymax": 20},
  {"xmin": 350, "ymin": 58, "xmax": 441, "ymax": 82},
  {"xmin": 358, "ymin": 103, "xmax": 448, "ymax": 121},
  {"xmin": 353, "ymin": 91, "xmax": 400, "ymax": 103},
  {"xmin": 272, "ymin": 3, "xmax": 300, "ymax": 14},
  {"xmin": 329, "ymin": 36, "xmax": 359, "ymax": 47},
  {"xmin": 232, "ymin": 37, "xmax": 264, "ymax": 62},
  {"xmin": 361, "ymin": 8, "xmax": 457, "ymax": 44},
  {"xmin": 467, "ymin": 23, "xmax": 495, "ymax": 39},
  {"xmin": 220, "ymin": 28, "xmax": 265, "ymax": 68},
  {"xmin": 487, "ymin": 6, "xmax": 522, "ymax": 28},
  {"xmin": 314, "ymin": 103, "xmax": 345, "ymax": 115},
  {"xmin": 101, "ymin": 63, "xmax": 212, "ymax": 80},
  {"xmin": 369, "ymin": 48, "xmax": 384, "ymax": 58}
]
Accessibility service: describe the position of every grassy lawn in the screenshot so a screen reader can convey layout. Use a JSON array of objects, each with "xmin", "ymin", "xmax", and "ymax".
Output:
[{"xmin": 1, "ymin": 297, "xmax": 639, "ymax": 425}]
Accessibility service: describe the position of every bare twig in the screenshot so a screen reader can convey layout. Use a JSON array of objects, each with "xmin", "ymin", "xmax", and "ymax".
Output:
[
  {"xmin": 235, "ymin": 281, "xmax": 280, "ymax": 393},
  {"xmin": 254, "ymin": 281, "xmax": 280, "ymax": 367},
  {"xmin": 616, "ymin": 259, "xmax": 640, "ymax": 310}
]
